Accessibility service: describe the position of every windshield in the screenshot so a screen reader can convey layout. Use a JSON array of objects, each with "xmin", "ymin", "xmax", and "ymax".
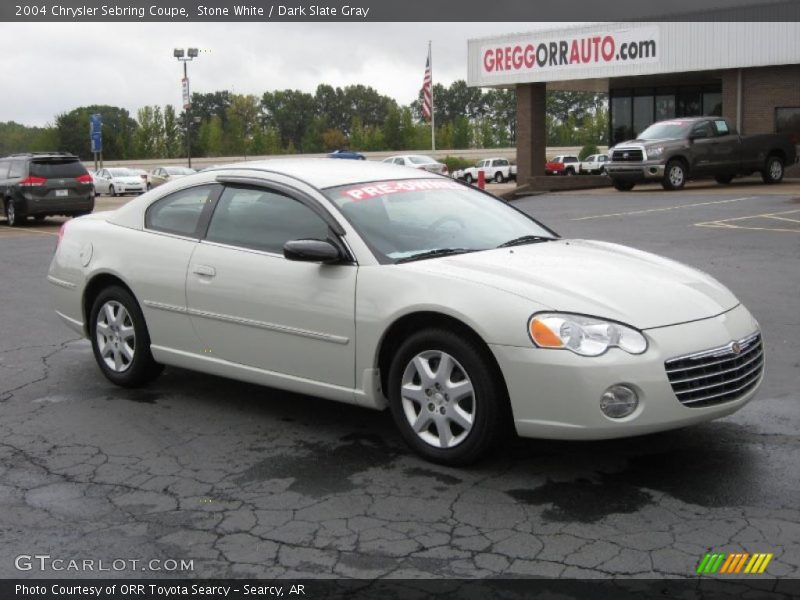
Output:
[
  {"xmin": 325, "ymin": 178, "xmax": 557, "ymax": 263},
  {"xmin": 166, "ymin": 167, "xmax": 195, "ymax": 175},
  {"xmin": 108, "ymin": 168, "xmax": 135, "ymax": 176},
  {"xmin": 638, "ymin": 120, "xmax": 694, "ymax": 140},
  {"xmin": 408, "ymin": 156, "xmax": 436, "ymax": 165}
]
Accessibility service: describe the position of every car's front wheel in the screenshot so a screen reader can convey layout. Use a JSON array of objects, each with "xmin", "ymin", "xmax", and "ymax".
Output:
[
  {"xmin": 662, "ymin": 160, "xmax": 687, "ymax": 190},
  {"xmin": 89, "ymin": 286, "xmax": 163, "ymax": 388},
  {"xmin": 387, "ymin": 329, "xmax": 505, "ymax": 465},
  {"xmin": 109, "ymin": 184, "xmax": 116, "ymax": 197}
]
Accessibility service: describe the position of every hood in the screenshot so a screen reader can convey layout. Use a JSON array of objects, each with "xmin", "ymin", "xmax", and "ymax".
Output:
[{"xmin": 405, "ymin": 240, "xmax": 738, "ymax": 330}]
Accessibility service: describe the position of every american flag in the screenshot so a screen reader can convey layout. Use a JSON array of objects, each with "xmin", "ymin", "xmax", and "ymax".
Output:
[{"xmin": 421, "ymin": 51, "xmax": 432, "ymax": 121}]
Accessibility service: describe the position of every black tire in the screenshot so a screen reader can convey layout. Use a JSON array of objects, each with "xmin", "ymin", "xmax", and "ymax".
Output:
[
  {"xmin": 494, "ymin": 172, "xmax": 505, "ymax": 184},
  {"xmin": 564, "ymin": 168, "xmax": 575, "ymax": 176},
  {"xmin": 4, "ymin": 198, "xmax": 23, "ymax": 227},
  {"xmin": 464, "ymin": 174, "xmax": 473, "ymax": 184},
  {"xmin": 599, "ymin": 166, "xmax": 606, "ymax": 175},
  {"xmin": 109, "ymin": 184, "xmax": 116, "ymax": 197},
  {"xmin": 762, "ymin": 155, "xmax": 784, "ymax": 184},
  {"xmin": 89, "ymin": 286, "xmax": 163, "ymax": 388},
  {"xmin": 387, "ymin": 328, "xmax": 506, "ymax": 465},
  {"xmin": 146, "ymin": 183, "xmax": 152, "ymax": 191},
  {"xmin": 714, "ymin": 174, "xmax": 734, "ymax": 185},
  {"xmin": 662, "ymin": 159, "xmax": 687, "ymax": 190},
  {"xmin": 612, "ymin": 179, "xmax": 635, "ymax": 191}
]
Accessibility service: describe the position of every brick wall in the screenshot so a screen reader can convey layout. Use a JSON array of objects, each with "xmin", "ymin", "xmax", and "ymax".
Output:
[{"xmin": 516, "ymin": 83, "xmax": 546, "ymax": 181}]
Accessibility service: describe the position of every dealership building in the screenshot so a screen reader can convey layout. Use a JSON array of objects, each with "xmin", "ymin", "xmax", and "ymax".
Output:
[{"xmin": 467, "ymin": 22, "xmax": 800, "ymax": 183}]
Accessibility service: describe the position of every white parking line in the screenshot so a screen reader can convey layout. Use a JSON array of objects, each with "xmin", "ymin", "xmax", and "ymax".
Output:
[{"xmin": 570, "ymin": 197, "xmax": 756, "ymax": 221}]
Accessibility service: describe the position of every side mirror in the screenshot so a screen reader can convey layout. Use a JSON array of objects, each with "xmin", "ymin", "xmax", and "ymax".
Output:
[{"xmin": 283, "ymin": 239, "xmax": 342, "ymax": 264}]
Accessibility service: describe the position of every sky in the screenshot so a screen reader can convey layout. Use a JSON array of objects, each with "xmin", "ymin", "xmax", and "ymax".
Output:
[{"xmin": 0, "ymin": 22, "xmax": 574, "ymax": 127}]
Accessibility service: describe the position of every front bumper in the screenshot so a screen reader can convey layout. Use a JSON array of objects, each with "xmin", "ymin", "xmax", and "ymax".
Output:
[
  {"xmin": 606, "ymin": 161, "xmax": 665, "ymax": 182},
  {"xmin": 491, "ymin": 303, "xmax": 762, "ymax": 440}
]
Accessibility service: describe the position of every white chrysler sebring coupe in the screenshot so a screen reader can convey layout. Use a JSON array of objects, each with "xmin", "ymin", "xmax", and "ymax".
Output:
[{"xmin": 48, "ymin": 159, "xmax": 764, "ymax": 464}]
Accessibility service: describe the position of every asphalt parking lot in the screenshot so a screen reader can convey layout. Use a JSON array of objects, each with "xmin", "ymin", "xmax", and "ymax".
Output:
[{"xmin": 0, "ymin": 181, "xmax": 798, "ymax": 580}]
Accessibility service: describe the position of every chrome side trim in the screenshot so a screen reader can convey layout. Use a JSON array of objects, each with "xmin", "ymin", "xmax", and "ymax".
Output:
[
  {"xmin": 188, "ymin": 308, "xmax": 350, "ymax": 345},
  {"xmin": 142, "ymin": 300, "xmax": 188, "ymax": 314},
  {"xmin": 46, "ymin": 275, "xmax": 77, "ymax": 289}
]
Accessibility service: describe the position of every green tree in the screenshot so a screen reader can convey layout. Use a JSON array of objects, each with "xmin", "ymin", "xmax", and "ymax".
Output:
[
  {"xmin": 55, "ymin": 105, "xmax": 137, "ymax": 160},
  {"xmin": 261, "ymin": 90, "xmax": 316, "ymax": 151},
  {"xmin": 163, "ymin": 105, "xmax": 182, "ymax": 158}
]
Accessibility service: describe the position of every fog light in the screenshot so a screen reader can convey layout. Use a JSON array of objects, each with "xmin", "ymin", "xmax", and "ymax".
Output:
[{"xmin": 600, "ymin": 384, "xmax": 639, "ymax": 418}]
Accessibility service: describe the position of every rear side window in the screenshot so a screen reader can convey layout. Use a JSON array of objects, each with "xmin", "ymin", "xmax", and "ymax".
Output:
[
  {"xmin": 713, "ymin": 120, "xmax": 730, "ymax": 135},
  {"xmin": 206, "ymin": 186, "xmax": 330, "ymax": 254},
  {"xmin": 29, "ymin": 160, "xmax": 87, "ymax": 178},
  {"xmin": 0, "ymin": 160, "xmax": 9, "ymax": 178},
  {"xmin": 564, "ymin": 157, "xmax": 578, "ymax": 163},
  {"xmin": 8, "ymin": 160, "xmax": 26, "ymax": 178},
  {"xmin": 145, "ymin": 185, "xmax": 218, "ymax": 237}
]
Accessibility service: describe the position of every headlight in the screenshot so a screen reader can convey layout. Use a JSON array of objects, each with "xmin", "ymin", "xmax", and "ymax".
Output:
[
  {"xmin": 528, "ymin": 313, "xmax": 647, "ymax": 357},
  {"xmin": 646, "ymin": 146, "xmax": 664, "ymax": 159}
]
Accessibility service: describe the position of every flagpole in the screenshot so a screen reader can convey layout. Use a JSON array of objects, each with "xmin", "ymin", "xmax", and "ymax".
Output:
[{"xmin": 429, "ymin": 40, "xmax": 436, "ymax": 152}]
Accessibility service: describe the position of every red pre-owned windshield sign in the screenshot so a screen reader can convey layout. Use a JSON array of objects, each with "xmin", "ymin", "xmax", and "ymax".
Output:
[
  {"xmin": 481, "ymin": 26, "xmax": 659, "ymax": 77},
  {"xmin": 341, "ymin": 179, "xmax": 463, "ymax": 201}
]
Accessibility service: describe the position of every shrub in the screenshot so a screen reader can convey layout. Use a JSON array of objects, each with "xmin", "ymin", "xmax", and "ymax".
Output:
[
  {"xmin": 441, "ymin": 155, "xmax": 474, "ymax": 173},
  {"xmin": 579, "ymin": 144, "xmax": 600, "ymax": 161}
]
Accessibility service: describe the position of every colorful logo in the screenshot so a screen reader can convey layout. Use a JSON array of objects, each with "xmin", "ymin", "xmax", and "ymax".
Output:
[{"xmin": 696, "ymin": 552, "xmax": 773, "ymax": 575}]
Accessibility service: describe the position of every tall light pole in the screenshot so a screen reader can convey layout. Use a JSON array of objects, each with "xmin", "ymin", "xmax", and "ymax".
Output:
[{"xmin": 174, "ymin": 47, "xmax": 199, "ymax": 168}]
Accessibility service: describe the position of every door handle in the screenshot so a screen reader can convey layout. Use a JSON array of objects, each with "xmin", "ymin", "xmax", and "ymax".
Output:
[{"xmin": 192, "ymin": 264, "xmax": 216, "ymax": 278}]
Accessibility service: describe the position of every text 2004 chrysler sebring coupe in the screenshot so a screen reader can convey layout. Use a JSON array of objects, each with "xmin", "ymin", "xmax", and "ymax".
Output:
[{"xmin": 48, "ymin": 159, "xmax": 764, "ymax": 464}]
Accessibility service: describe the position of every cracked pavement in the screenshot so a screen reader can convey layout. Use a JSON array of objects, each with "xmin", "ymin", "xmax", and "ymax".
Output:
[{"xmin": 0, "ymin": 188, "xmax": 798, "ymax": 580}]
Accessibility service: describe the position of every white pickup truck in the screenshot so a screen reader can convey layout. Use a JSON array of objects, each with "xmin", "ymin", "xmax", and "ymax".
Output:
[{"xmin": 455, "ymin": 158, "xmax": 517, "ymax": 184}]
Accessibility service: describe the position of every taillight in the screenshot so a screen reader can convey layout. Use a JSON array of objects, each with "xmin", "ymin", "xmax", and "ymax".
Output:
[
  {"xmin": 75, "ymin": 174, "xmax": 93, "ymax": 184},
  {"xmin": 442, "ymin": 166, "xmax": 449, "ymax": 175},
  {"xmin": 19, "ymin": 176, "xmax": 46, "ymax": 187}
]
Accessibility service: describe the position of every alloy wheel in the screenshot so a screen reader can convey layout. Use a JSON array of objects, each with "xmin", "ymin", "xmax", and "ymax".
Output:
[
  {"xmin": 400, "ymin": 350, "xmax": 475, "ymax": 449},
  {"xmin": 95, "ymin": 300, "xmax": 136, "ymax": 372}
]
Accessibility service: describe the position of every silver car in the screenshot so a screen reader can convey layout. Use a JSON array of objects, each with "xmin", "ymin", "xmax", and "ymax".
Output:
[
  {"xmin": 382, "ymin": 155, "xmax": 448, "ymax": 176},
  {"xmin": 93, "ymin": 168, "xmax": 146, "ymax": 196}
]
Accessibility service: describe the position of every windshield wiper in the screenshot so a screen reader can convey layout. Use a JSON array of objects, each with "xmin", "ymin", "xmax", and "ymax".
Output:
[
  {"xmin": 395, "ymin": 248, "xmax": 475, "ymax": 264},
  {"xmin": 496, "ymin": 235, "xmax": 557, "ymax": 248}
]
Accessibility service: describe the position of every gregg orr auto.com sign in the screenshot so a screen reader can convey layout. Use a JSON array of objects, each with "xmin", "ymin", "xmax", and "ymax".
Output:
[{"xmin": 480, "ymin": 27, "xmax": 659, "ymax": 78}]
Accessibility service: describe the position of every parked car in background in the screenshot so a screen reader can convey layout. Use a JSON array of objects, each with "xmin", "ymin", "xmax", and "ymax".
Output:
[
  {"xmin": 579, "ymin": 154, "xmax": 609, "ymax": 175},
  {"xmin": 455, "ymin": 158, "xmax": 517, "ymax": 183},
  {"xmin": 328, "ymin": 150, "xmax": 366, "ymax": 160},
  {"xmin": 0, "ymin": 152, "xmax": 94, "ymax": 226},
  {"xmin": 545, "ymin": 155, "xmax": 580, "ymax": 176},
  {"xmin": 147, "ymin": 166, "xmax": 196, "ymax": 190},
  {"xmin": 93, "ymin": 168, "xmax": 146, "ymax": 197},
  {"xmin": 49, "ymin": 158, "xmax": 763, "ymax": 464},
  {"xmin": 382, "ymin": 155, "xmax": 448, "ymax": 176},
  {"xmin": 130, "ymin": 168, "xmax": 149, "ymax": 186},
  {"xmin": 606, "ymin": 116, "xmax": 798, "ymax": 191},
  {"xmin": 87, "ymin": 170, "xmax": 100, "ymax": 196}
]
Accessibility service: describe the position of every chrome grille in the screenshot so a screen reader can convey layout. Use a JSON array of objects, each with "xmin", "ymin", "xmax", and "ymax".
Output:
[
  {"xmin": 611, "ymin": 148, "xmax": 644, "ymax": 162},
  {"xmin": 665, "ymin": 332, "xmax": 763, "ymax": 408}
]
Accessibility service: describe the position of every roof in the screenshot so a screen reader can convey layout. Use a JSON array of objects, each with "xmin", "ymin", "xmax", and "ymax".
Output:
[{"xmin": 205, "ymin": 158, "xmax": 439, "ymax": 189}]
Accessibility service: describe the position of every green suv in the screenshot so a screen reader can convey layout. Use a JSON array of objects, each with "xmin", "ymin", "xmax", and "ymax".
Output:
[{"xmin": 1, "ymin": 152, "xmax": 95, "ymax": 226}]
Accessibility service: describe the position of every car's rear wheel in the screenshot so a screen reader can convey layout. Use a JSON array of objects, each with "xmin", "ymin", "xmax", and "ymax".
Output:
[
  {"xmin": 109, "ymin": 184, "xmax": 116, "ymax": 197},
  {"xmin": 464, "ymin": 174, "xmax": 473, "ymax": 184},
  {"xmin": 387, "ymin": 329, "xmax": 505, "ymax": 465},
  {"xmin": 89, "ymin": 286, "xmax": 163, "ymax": 388},
  {"xmin": 565, "ymin": 168, "xmax": 575, "ymax": 176},
  {"xmin": 662, "ymin": 160, "xmax": 687, "ymax": 190},
  {"xmin": 762, "ymin": 155, "xmax": 784, "ymax": 184},
  {"xmin": 494, "ymin": 172, "xmax": 505, "ymax": 183},
  {"xmin": 612, "ymin": 179, "xmax": 635, "ymax": 191},
  {"xmin": 4, "ymin": 199, "xmax": 23, "ymax": 227}
]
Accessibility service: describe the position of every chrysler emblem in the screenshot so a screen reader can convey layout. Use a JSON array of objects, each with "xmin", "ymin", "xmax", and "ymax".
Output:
[
  {"xmin": 730, "ymin": 341, "xmax": 742, "ymax": 354},
  {"xmin": 623, "ymin": 152, "xmax": 629, "ymax": 159}
]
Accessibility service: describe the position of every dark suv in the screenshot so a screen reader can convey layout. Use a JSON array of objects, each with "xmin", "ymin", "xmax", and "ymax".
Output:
[{"xmin": 0, "ymin": 152, "xmax": 94, "ymax": 226}]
